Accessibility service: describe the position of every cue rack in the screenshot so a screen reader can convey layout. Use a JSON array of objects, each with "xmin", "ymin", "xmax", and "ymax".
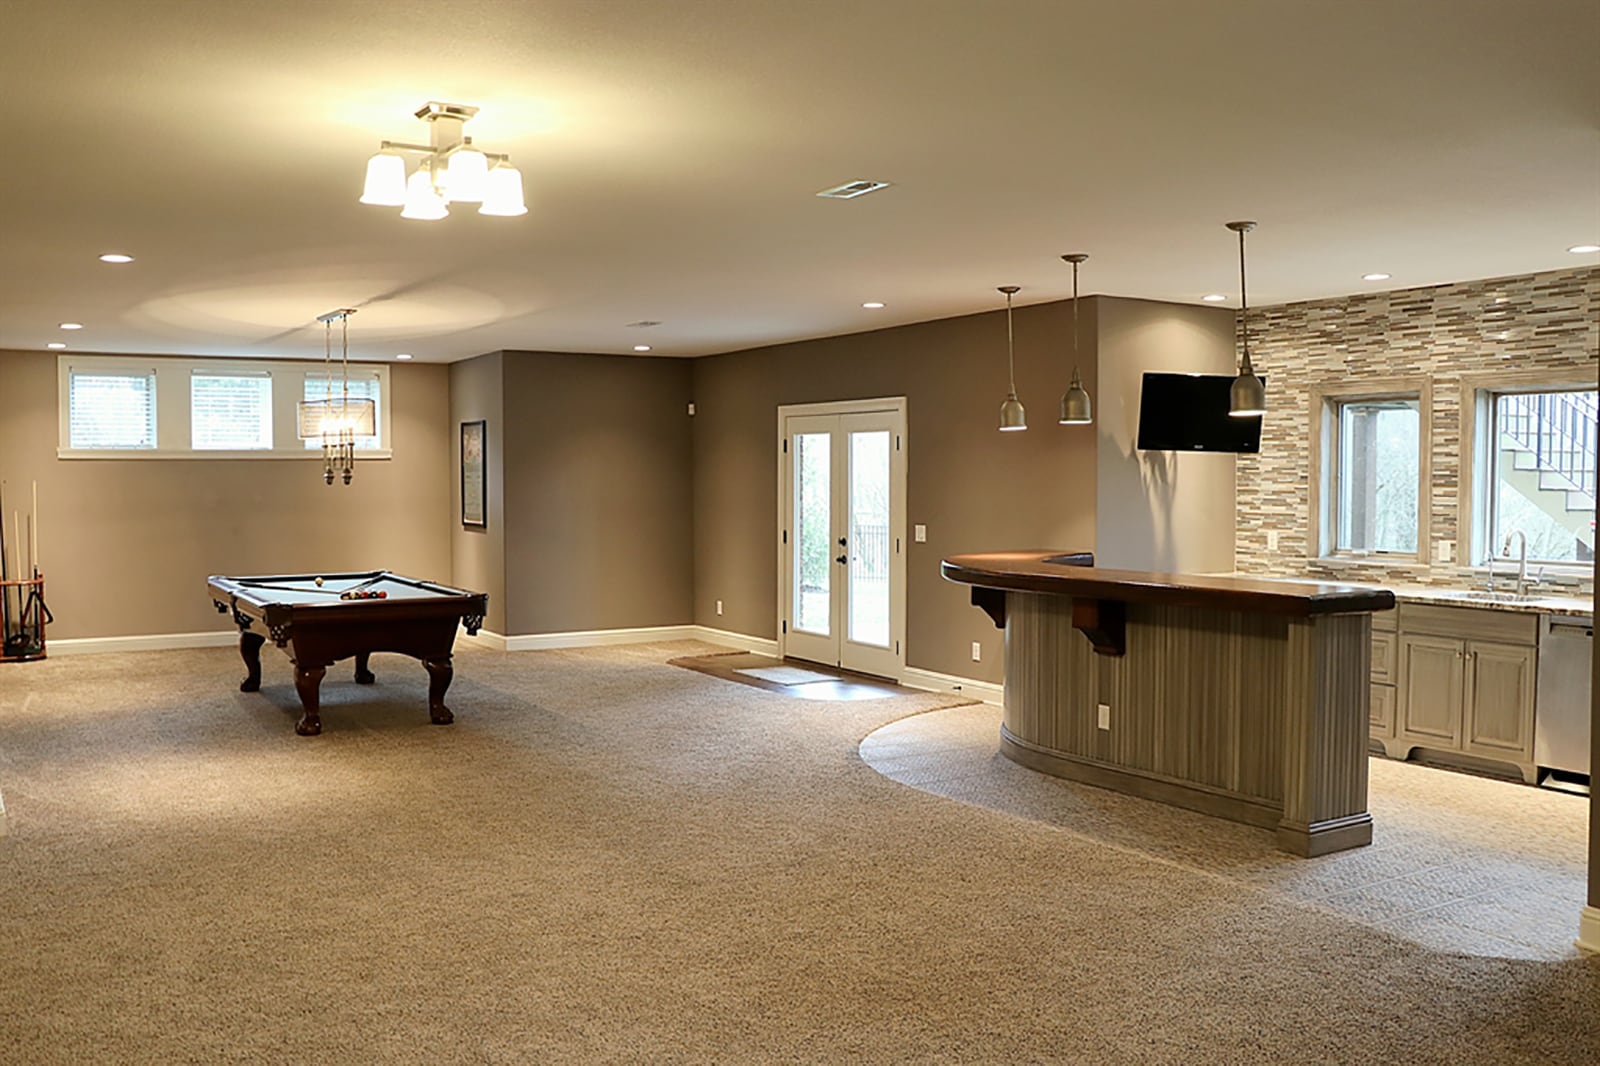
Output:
[{"xmin": 0, "ymin": 480, "xmax": 51, "ymax": 663}]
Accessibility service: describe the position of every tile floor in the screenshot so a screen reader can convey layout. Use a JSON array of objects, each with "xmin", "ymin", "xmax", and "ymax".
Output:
[{"xmin": 860, "ymin": 702, "xmax": 1591, "ymax": 961}]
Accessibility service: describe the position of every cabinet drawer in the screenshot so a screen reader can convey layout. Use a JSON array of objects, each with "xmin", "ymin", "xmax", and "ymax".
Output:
[
  {"xmin": 1371, "ymin": 609, "xmax": 1398, "ymax": 633},
  {"xmin": 1370, "ymin": 683, "xmax": 1395, "ymax": 737},
  {"xmin": 1397, "ymin": 603, "xmax": 1537, "ymax": 645},
  {"xmin": 1371, "ymin": 631, "xmax": 1398, "ymax": 683}
]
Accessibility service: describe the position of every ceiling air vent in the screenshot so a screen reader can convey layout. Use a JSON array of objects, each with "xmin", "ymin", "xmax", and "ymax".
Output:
[{"xmin": 815, "ymin": 180, "xmax": 892, "ymax": 200}]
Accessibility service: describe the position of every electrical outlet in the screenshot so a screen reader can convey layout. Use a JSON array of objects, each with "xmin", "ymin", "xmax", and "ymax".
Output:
[
  {"xmin": 971, "ymin": 641, "xmax": 982, "ymax": 662},
  {"xmin": 914, "ymin": 524, "xmax": 927, "ymax": 543},
  {"xmin": 1097, "ymin": 703, "xmax": 1111, "ymax": 730},
  {"xmin": 1266, "ymin": 530, "xmax": 1280, "ymax": 552},
  {"xmin": 1437, "ymin": 539, "xmax": 1454, "ymax": 564},
  {"xmin": 716, "ymin": 599, "xmax": 723, "ymax": 616},
  {"xmin": 687, "ymin": 402, "xmax": 696, "ymax": 416}
]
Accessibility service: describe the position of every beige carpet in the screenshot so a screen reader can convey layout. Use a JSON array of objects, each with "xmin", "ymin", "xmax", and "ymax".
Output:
[
  {"xmin": 0, "ymin": 640, "xmax": 1596, "ymax": 1064},
  {"xmin": 862, "ymin": 704, "xmax": 1591, "ymax": 961}
]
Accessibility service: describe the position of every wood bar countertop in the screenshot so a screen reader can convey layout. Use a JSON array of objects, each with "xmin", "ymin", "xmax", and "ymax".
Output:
[{"xmin": 941, "ymin": 550, "xmax": 1396, "ymax": 617}]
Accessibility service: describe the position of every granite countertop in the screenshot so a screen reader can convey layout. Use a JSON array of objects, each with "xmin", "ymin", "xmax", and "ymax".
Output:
[{"xmin": 1233, "ymin": 574, "xmax": 1593, "ymax": 619}]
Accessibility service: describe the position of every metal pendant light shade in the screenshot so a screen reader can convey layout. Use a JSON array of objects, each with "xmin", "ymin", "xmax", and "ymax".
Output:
[
  {"xmin": 1057, "ymin": 253, "xmax": 1092, "ymax": 425},
  {"xmin": 1226, "ymin": 221, "xmax": 1266, "ymax": 418},
  {"xmin": 997, "ymin": 285, "xmax": 1027, "ymax": 431}
]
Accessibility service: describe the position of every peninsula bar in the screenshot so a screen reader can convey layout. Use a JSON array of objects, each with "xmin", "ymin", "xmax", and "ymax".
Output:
[{"xmin": 942, "ymin": 551, "xmax": 1397, "ymax": 857}]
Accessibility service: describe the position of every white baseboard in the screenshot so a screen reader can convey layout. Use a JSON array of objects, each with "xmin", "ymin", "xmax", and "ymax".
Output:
[
  {"xmin": 47, "ymin": 630, "xmax": 240, "ymax": 655},
  {"xmin": 501, "ymin": 624, "xmax": 703, "ymax": 652},
  {"xmin": 902, "ymin": 665, "xmax": 1003, "ymax": 706},
  {"xmin": 455, "ymin": 628, "xmax": 508, "ymax": 651},
  {"xmin": 692, "ymin": 626, "xmax": 780, "ymax": 656},
  {"xmin": 1578, "ymin": 906, "xmax": 1600, "ymax": 955}
]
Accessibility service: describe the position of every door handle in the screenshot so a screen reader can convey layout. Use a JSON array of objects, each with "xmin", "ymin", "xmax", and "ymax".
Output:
[{"xmin": 835, "ymin": 555, "xmax": 847, "ymax": 565}]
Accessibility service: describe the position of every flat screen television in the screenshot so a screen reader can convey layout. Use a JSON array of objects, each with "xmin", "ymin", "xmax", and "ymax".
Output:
[{"xmin": 1135, "ymin": 372, "xmax": 1265, "ymax": 453}]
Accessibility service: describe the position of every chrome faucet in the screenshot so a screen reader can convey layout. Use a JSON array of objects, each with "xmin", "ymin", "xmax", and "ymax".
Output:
[{"xmin": 1501, "ymin": 530, "xmax": 1529, "ymax": 597}]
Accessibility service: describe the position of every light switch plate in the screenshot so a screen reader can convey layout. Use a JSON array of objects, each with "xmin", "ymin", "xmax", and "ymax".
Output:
[
  {"xmin": 914, "ymin": 524, "xmax": 927, "ymax": 543},
  {"xmin": 1097, "ymin": 703, "xmax": 1111, "ymax": 730},
  {"xmin": 1437, "ymin": 539, "xmax": 1454, "ymax": 563},
  {"xmin": 971, "ymin": 641, "xmax": 982, "ymax": 662},
  {"xmin": 1266, "ymin": 530, "xmax": 1280, "ymax": 552}
]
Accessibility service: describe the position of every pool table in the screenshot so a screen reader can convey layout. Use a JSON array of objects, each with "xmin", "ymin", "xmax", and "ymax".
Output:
[{"xmin": 209, "ymin": 571, "xmax": 489, "ymax": 736}]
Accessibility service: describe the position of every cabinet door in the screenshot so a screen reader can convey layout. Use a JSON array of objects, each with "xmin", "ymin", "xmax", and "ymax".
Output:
[
  {"xmin": 1398, "ymin": 634, "xmax": 1463, "ymax": 747},
  {"xmin": 1463, "ymin": 640, "xmax": 1537, "ymax": 761},
  {"xmin": 1370, "ymin": 683, "xmax": 1395, "ymax": 737}
]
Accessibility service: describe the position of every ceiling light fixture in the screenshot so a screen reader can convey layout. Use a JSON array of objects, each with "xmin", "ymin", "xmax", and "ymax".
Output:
[
  {"xmin": 1058, "ymin": 254, "xmax": 1092, "ymax": 426},
  {"xmin": 1225, "ymin": 221, "xmax": 1266, "ymax": 418},
  {"xmin": 1362, "ymin": 272, "xmax": 1391, "ymax": 281},
  {"xmin": 297, "ymin": 309, "xmax": 376, "ymax": 485},
  {"xmin": 1569, "ymin": 244, "xmax": 1600, "ymax": 254},
  {"xmin": 996, "ymin": 285, "xmax": 1026, "ymax": 432},
  {"xmin": 98, "ymin": 253, "xmax": 134, "ymax": 264},
  {"xmin": 1202, "ymin": 294, "xmax": 1227, "ymax": 302},
  {"xmin": 361, "ymin": 102, "xmax": 526, "ymax": 219}
]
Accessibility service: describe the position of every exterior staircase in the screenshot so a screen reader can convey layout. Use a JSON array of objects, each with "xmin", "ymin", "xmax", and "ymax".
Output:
[{"xmin": 1497, "ymin": 391, "xmax": 1596, "ymax": 552}]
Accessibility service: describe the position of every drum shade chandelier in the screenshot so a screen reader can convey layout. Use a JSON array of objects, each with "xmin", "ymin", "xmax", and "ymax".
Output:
[
  {"xmin": 298, "ymin": 309, "xmax": 376, "ymax": 485},
  {"xmin": 1226, "ymin": 220, "xmax": 1267, "ymax": 417},
  {"xmin": 360, "ymin": 102, "xmax": 527, "ymax": 219},
  {"xmin": 996, "ymin": 286, "xmax": 1026, "ymax": 431},
  {"xmin": 1057, "ymin": 253, "xmax": 1093, "ymax": 425}
]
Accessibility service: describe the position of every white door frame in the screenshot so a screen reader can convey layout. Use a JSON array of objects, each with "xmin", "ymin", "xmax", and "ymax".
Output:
[{"xmin": 777, "ymin": 397, "xmax": 908, "ymax": 680}]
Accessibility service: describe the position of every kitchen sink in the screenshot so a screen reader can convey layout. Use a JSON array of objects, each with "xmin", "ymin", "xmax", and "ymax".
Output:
[{"xmin": 1430, "ymin": 589, "xmax": 1540, "ymax": 604}]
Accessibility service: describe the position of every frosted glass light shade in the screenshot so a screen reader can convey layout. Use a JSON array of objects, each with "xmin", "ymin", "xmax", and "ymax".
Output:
[
  {"xmin": 400, "ymin": 168, "xmax": 449, "ymax": 220},
  {"xmin": 443, "ymin": 145, "xmax": 489, "ymax": 203},
  {"xmin": 360, "ymin": 152, "xmax": 407, "ymax": 206},
  {"xmin": 479, "ymin": 164, "xmax": 528, "ymax": 216},
  {"xmin": 297, "ymin": 397, "xmax": 377, "ymax": 439}
]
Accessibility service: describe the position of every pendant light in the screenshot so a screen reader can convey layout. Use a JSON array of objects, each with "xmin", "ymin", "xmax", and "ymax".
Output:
[
  {"xmin": 996, "ymin": 285, "xmax": 1026, "ymax": 431},
  {"xmin": 1226, "ymin": 220, "xmax": 1266, "ymax": 417},
  {"xmin": 1058, "ymin": 253, "xmax": 1093, "ymax": 425}
]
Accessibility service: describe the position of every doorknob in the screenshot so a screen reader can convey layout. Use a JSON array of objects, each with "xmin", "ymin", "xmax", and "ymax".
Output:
[{"xmin": 835, "ymin": 554, "xmax": 847, "ymax": 565}]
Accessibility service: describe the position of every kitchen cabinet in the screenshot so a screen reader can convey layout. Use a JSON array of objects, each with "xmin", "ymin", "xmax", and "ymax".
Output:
[{"xmin": 1378, "ymin": 603, "xmax": 1539, "ymax": 783}]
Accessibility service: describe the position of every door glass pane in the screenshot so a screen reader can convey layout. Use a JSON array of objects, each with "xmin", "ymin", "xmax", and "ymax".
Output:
[
  {"xmin": 1336, "ymin": 399, "xmax": 1419, "ymax": 553},
  {"xmin": 848, "ymin": 430, "xmax": 891, "ymax": 647},
  {"xmin": 794, "ymin": 432, "xmax": 830, "ymax": 635}
]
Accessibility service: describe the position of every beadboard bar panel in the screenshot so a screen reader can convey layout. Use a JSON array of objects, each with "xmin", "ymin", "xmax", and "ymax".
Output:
[{"xmin": 956, "ymin": 555, "xmax": 1385, "ymax": 857}]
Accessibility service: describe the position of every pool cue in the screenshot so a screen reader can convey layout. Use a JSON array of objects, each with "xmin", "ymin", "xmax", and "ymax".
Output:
[
  {"xmin": 31, "ymin": 480, "xmax": 38, "ymax": 578},
  {"xmin": 0, "ymin": 482, "xmax": 9, "ymax": 643}
]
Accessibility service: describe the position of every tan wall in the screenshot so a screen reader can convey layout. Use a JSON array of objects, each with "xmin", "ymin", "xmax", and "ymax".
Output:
[
  {"xmin": 0, "ymin": 350, "xmax": 452, "ymax": 640},
  {"xmin": 449, "ymin": 352, "xmax": 507, "ymax": 635},
  {"xmin": 500, "ymin": 351, "xmax": 694, "ymax": 635},
  {"xmin": 1094, "ymin": 297, "xmax": 1239, "ymax": 573},
  {"xmin": 690, "ymin": 300, "xmax": 1099, "ymax": 683}
]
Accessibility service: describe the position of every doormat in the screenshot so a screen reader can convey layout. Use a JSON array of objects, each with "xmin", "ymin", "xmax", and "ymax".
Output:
[{"xmin": 734, "ymin": 666, "xmax": 838, "ymax": 685}]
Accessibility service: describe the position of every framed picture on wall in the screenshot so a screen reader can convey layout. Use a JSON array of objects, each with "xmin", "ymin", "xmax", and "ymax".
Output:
[{"xmin": 461, "ymin": 420, "xmax": 487, "ymax": 528}]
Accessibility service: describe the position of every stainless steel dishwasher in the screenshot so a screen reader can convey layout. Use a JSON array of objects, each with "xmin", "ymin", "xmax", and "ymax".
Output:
[{"xmin": 1534, "ymin": 614, "xmax": 1592, "ymax": 782}]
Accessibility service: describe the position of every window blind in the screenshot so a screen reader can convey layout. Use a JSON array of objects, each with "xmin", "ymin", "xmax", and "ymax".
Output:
[
  {"xmin": 304, "ymin": 373, "xmax": 381, "ymax": 449},
  {"xmin": 69, "ymin": 370, "xmax": 157, "ymax": 449},
  {"xmin": 191, "ymin": 371, "xmax": 273, "ymax": 450}
]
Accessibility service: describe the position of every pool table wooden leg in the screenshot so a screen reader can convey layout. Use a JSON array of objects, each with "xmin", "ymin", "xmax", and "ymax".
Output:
[
  {"xmin": 423, "ymin": 656, "xmax": 455, "ymax": 725},
  {"xmin": 354, "ymin": 651, "xmax": 375, "ymax": 685},
  {"xmin": 293, "ymin": 664, "xmax": 326, "ymax": 736},
  {"xmin": 238, "ymin": 631, "xmax": 265, "ymax": 693}
]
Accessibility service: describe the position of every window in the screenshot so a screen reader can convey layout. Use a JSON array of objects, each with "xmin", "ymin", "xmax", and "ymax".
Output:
[
  {"xmin": 303, "ymin": 371, "xmax": 381, "ymax": 450},
  {"xmin": 1335, "ymin": 399, "xmax": 1421, "ymax": 554},
  {"xmin": 68, "ymin": 369, "xmax": 156, "ymax": 449},
  {"xmin": 1311, "ymin": 380, "xmax": 1430, "ymax": 561},
  {"xmin": 58, "ymin": 355, "xmax": 391, "ymax": 459},
  {"xmin": 1480, "ymin": 387, "xmax": 1596, "ymax": 566},
  {"xmin": 191, "ymin": 371, "xmax": 272, "ymax": 450}
]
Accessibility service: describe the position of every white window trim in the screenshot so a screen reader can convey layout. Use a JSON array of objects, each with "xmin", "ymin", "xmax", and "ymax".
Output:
[
  {"xmin": 1308, "ymin": 378, "xmax": 1431, "ymax": 564},
  {"xmin": 58, "ymin": 354, "xmax": 392, "ymax": 460},
  {"xmin": 1461, "ymin": 370, "xmax": 1595, "ymax": 576}
]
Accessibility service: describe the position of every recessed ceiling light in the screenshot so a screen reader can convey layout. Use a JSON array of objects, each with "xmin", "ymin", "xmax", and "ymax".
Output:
[
  {"xmin": 1202, "ymin": 294, "xmax": 1227, "ymax": 302},
  {"xmin": 862, "ymin": 301, "xmax": 885, "ymax": 309},
  {"xmin": 633, "ymin": 345, "xmax": 652, "ymax": 352},
  {"xmin": 59, "ymin": 322, "xmax": 83, "ymax": 330},
  {"xmin": 395, "ymin": 353, "xmax": 412, "ymax": 360},
  {"xmin": 98, "ymin": 253, "xmax": 134, "ymax": 264},
  {"xmin": 47, "ymin": 342, "xmax": 66, "ymax": 349},
  {"xmin": 1362, "ymin": 272, "xmax": 1391, "ymax": 281},
  {"xmin": 1569, "ymin": 244, "xmax": 1600, "ymax": 254}
]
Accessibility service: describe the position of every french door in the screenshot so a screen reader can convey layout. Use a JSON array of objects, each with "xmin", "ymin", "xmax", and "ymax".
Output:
[{"xmin": 778, "ymin": 398, "xmax": 906, "ymax": 680}]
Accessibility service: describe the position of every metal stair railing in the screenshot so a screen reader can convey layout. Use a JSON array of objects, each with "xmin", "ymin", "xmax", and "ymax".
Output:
[{"xmin": 1500, "ymin": 391, "xmax": 1597, "ymax": 500}]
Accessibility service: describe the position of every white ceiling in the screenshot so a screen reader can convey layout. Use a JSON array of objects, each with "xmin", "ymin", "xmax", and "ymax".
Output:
[{"xmin": 3, "ymin": 0, "xmax": 1597, "ymax": 363}]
